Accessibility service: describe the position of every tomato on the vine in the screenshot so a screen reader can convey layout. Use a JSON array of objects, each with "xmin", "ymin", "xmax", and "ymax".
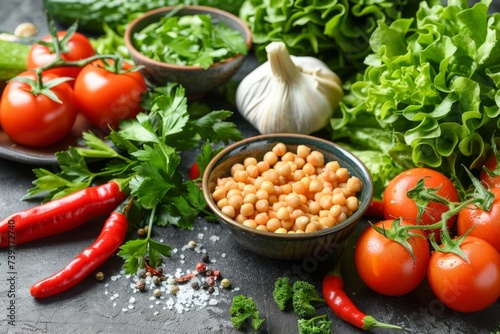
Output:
[
  {"xmin": 26, "ymin": 31, "xmax": 95, "ymax": 85},
  {"xmin": 382, "ymin": 168, "xmax": 459, "ymax": 241},
  {"xmin": 0, "ymin": 71, "xmax": 77, "ymax": 147},
  {"xmin": 457, "ymin": 188, "xmax": 500, "ymax": 253},
  {"xmin": 73, "ymin": 60, "xmax": 147, "ymax": 131},
  {"xmin": 480, "ymin": 151, "xmax": 500, "ymax": 188},
  {"xmin": 427, "ymin": 236, "xmax": 500, "ymax": 313},
  {"xmin": 354, "ymin": 219, "xmax": 430, "ymax": 296}
]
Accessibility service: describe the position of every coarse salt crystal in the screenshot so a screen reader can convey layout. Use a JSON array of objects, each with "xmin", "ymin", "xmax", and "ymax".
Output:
[{"xmin": 208, "ymin": 299, "xmax": 218, "ymax": 306}]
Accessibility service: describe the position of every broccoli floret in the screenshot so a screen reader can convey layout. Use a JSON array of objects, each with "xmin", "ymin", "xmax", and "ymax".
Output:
[
  {"xmin": 230, "ymin": 294, "xmax": 266, "ymax": 331},
  {"xmin": 292, "ymin": 280, "xmax": 325, "ymax": 319},
  {"xmin": 273, "ymin": 277, "xmax": 293, "ymax": 311}
]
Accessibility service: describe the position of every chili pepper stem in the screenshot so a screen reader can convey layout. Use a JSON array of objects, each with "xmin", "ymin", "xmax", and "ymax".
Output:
[{"xmin": 362, "ymin": 315, "xmax": 402, "ymax": 330}]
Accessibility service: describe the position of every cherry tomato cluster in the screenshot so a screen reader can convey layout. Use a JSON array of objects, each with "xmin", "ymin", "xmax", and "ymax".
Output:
[
  {"xmin": 356, "ymin": 155, "xmax": 500, "ymax": 313},
  {"xmin": 0, "ymin": 29, "xmax": 147, "ymax": 148}
]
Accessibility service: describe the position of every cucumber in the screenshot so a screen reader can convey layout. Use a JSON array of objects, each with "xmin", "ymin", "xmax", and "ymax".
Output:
[
  {"xmin": 43, "ymin": 0, "xmax": 245, "ymax": 34},
  {"xmin": 0, "ymin": 40, "xmax": 30, "ymax": 82}
]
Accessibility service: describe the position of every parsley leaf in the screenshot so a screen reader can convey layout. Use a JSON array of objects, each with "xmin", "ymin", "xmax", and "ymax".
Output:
[{"xmin": 24, "ymin": 84, "xmax": 242, "ymax": 275}]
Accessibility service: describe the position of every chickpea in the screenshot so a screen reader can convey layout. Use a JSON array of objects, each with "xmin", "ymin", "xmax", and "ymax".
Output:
[
  {"xmin": 257, "ymin": 161, "xmax": 270, "ymax": 173},
  {"xmin": 221, "ymin": 206, "xmax": 236, "ymax": 219},
  {"xmin": 263, "ymin": 151, "xmax": 279, "ymax": 166},
  {"xmin": 272, "ymin": 143, "xmax": 287, "ymax": 156},
  {"xmin": 246, "ymin": 164, "xmax": 259, "ymax": 178},
  {"xmin": 244, "ymin": 157, "xmax": 258, "ymax": 168},
  {"xmin": 267, "ymin": 218, "xmax": 281, "ymax": 232},
  {"xmin": 240, "ymin": 203, "xmax": 255, "ymax": 217},
  {"xmin": 243, "ymin": 219, "xmax": 257, "ymax": 229},
  {"xmin": 231, "ymin": 163, "xmax": 245, "ymax": 176},
  {"xmin": 234, "ymin": 170, "xmax": 249, "ymax": 183}
]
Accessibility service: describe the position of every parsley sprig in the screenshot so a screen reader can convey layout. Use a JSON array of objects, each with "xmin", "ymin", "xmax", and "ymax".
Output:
[{"xmin": 24, "ymin": 83, "xmax": 242, "ymax": 274}]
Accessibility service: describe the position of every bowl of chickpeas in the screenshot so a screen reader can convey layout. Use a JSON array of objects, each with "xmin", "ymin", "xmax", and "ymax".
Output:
[{"xmin": 202, "ymin": 133, "xmax": 373, "ymax": 260}]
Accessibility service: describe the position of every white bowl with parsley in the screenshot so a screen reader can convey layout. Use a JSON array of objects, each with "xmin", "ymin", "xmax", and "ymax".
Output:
[{"xmin": 124, "ymin": 5, "xmax": 252, "ymax": 99}]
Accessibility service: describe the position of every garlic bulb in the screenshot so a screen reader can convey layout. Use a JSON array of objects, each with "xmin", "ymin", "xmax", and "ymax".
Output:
[{"xmin": 236, "ymin": 41, "xmax": 343, "ymax": 135}]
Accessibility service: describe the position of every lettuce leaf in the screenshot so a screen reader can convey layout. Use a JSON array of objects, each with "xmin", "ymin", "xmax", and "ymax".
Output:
[
  {"xmin": 331, "ymin": 0, "xmax": 500, "ymax": 198},
  {"xmin": 239, "ymin": 0, "xmax": 421, "ymax": 78}
]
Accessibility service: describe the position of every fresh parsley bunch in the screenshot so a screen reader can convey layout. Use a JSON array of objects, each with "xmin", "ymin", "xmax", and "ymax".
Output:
[{"xmin": 24, "ymin": 83, "xmax": 242, "ymax": 273}]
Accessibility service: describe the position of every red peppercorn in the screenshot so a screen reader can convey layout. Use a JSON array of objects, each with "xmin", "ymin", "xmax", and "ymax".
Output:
[
  {"xmin": 196, "ymin": 262, "xmax": 207, "ymax": 273},
  {"xmin": 206, "ymin": 275, "xmax": 215, "ymax": 287},
  {"xmin": 213, "ymin": 270, "xmax": 221, "ymax": 279}
]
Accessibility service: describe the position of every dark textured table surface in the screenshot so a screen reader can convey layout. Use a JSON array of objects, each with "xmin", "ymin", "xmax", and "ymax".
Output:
[{"xmin": 0, "ymin": 1, "xmax": 499, "ymax": 333}]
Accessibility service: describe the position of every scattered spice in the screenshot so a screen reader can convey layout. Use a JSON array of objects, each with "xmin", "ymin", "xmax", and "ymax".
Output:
[
  {"xmin": 153, "ymin": 289, "xmax": 162, "ymax": 298},
  {"xmin": 136, "ymin": 279, "xmax": 146, "ymax": 291},
  {"xmin": 188, "ymin": 240, "xmax": 197, "ymax": 249},
  {"xmin": 221, "ymin": 278, "xmax": 231, "ymax": 289},
  {"xmin": 202, "ymin": 254, "xmax": 210, "ymax": 263},
  {"xmin": 196, "ymin": 262, "xmax": 207, "ymax": 273},
  {"xmin": 95, "ymin": 272, "xmax": 105, "ymax": 282}
]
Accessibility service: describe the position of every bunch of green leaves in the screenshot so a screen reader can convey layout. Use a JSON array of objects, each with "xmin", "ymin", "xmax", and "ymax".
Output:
[
  {"xmin": 24, "ymin": 83, "xmax": 242, "ymax": 274},
  {"xmin": 238, "ymin": 0, "xmax": 421, "ymax": 78},
  {"xmin": 44, "ymin": 0, "xmax": 246, "ymax": 34},
  {"xmin": 272, "ymin": 278, "xmax": 325, "ymax": 319},
  {"xmin": 133, "ymin": 13, "xmax": 248, "ymax": 69},
  {"xmin": 298, "ymin": 315, "xmax": 333, "ymax": 334},
  {"xmin": 331, "ymin": 0, "xmax": 500, "ymax": 199},
  {"xmin": 230, "ymin": 295, "xmax": 266, "ymax": 331}
]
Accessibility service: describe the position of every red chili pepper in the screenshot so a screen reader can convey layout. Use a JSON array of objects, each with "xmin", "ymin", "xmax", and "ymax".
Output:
[
  {"xmin": 322, "ymin": 261, "xmax": 402, "ymax": 330},
  {"xmin": 364, "ymin": 199, "xmax": 384, "ymax": 217},
  {"xmin": 0, "ymin": 181, "xmax": 127, "ymax": 248},
  {"xmin": 30, "ymin": 211, "xmax": 129, "ymax": 298}
]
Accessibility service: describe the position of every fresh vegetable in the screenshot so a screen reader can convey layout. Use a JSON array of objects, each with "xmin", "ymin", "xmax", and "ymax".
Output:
[
  {"xmin": 354, "ymin": 219, "xmax": 430, "ymax": 296},
  {"xmin": 239, "ymin": 0, "xmax": 420, "ymax": 77},
  {"xmin": 24, "ymin": 83, "xmax": 242, "ymax": 274},
  {"xmin": 0, "ymin": 70, "xmax": 77, "ymax": 147},
  {"xmin": 133, "ymin": 13, "xmax": 248, "ymax": 69},
  {"xmin": 457, "ymin": 188, "xmax": 500, "ymax": 253},
  {"xmin": 0, "ymin": 40, "xmax": 30, "ymax": 81},
  {"xmin": 331, "ymin": 0, "xmax": 500, "ymax": 197},
  {"xmin": 364, "ymin": 199, "xmax": 383, "ymax": 217},
  {"xmin": 26, "ymin": 24, "xmax": 95, "ymax": 85},
  {"xmin": 480, "ymin": 136, "xmax": 500, "ymax": 188},
  {"xmin": 401, "ymin": 167, "xmax": 499, "ymax": 312},
  {"xmin": 273, "ymin": 277, "xmax": 293, "ymax": 311},
  {"xmin": 236, "ymin": 41, "xmax": 343, "ymax": 135},
  {"xmin": 30, "ymin": 210, "xmax": 129, "ymax": 298},
  {"xmin": 0, "ymin": 181, "xmax": 127, "ymax": 248},
  {"xmin": 382, "ymin": 168, "xmax": 459, "ymax": 241},
  {"xmin": 43, "ymin": 0, "xmax": 246, "ymax": 34},
  {"xmin": 73, "ymin": 59, "xmax": 147, "ymax": 130},
  {"xmin": 322, "ymin": 261, "xmax": 402, "ymax": 330},
  {"xmin": 229, "ymin": 294, "xmax": 266, "ymax": 331},
  {"xmin": 297, "ymin": 315, "xmax": 332, "ymax": 334},
  {"xmin": 189, "ymin": 162, "xmax": 200, "ymax": 180},
  {"xmin": 427, "ymin": 235, "xmax": 500, "ymax": 313},
  {"xmin": 292, "ymin": 280, "xmax": 325, "ymax": 319}
]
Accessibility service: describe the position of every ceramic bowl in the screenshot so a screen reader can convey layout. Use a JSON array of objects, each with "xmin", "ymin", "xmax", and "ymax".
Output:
[
  {"xmin": 124, "ymin": 5, "xmax": 252, "ymax": 99},
  {"xmin": 202, "ymin": 134, "xmax": 374, "ymax": 260}
]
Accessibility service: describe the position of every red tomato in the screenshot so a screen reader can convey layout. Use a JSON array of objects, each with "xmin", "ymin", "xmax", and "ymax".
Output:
[
  {"xmin": 27, "ymin": 31, "xmax": 95, "ymax": 85},
  {"xmin": 457, "ymin": 188, "xmax": 500, "ymax": 253},
  {"xmin": 0, "ymin": 71, "xmax": 77, "ymax": 147},
  {"xmin": 427, "ymin": 236, "xmax": 500, "ymax": 312},
  {"xmin": 480, "ymin": 152, "xmax": 500, "ymax": 188},
  {"xmin": 382, "ymin": 168, "xmax": 459, "ymax": 241},
  {"xmin": 73, "ymin": 61, "xmax": 147, "ymax": 131},
  {"xmin": 354, "ymin": 219, "xmax": 430, "ymax": 296}
]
